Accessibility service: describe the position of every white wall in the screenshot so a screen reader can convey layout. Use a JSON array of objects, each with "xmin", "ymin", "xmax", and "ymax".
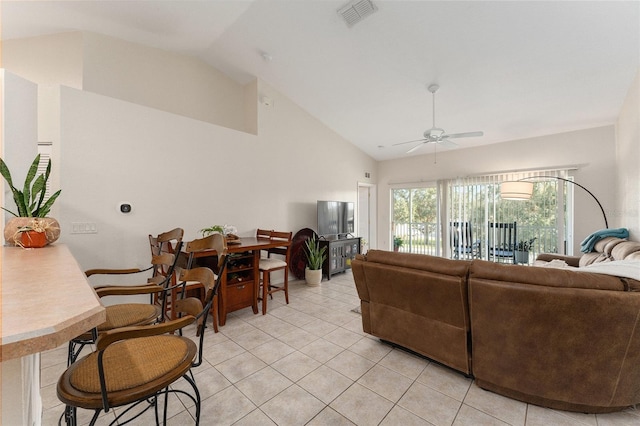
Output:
[
  {"xmin": 377, "ymin": 126, "xmax": 617, "ymax": 254},
  {"xmin": 0, "ymin": 70, "xmax": 41, "ymax": 426},
  {"xmin": 82, "ymin": 32, "xmax": 250, "ymax": 134},
  {"xmin": 1, "ymin": 70, "xmax": 39, "ymax": 223},
  {"xmin": 59, "ymin": 82, "xmax": 376, "ymax": 271},
  {"xmin": 3, "ymin": 32, "xmax": 253, "ymax": 135},
  {"xmin": 615, "ymin": 70, "xmax": 640, "ymax": 239},
  {"xmin": 2, "ymin": 32, "xmax": 84, "ymax": 89}
]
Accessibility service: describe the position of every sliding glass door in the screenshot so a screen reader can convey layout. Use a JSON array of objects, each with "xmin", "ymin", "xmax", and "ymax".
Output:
[
  {"xmin": 391, "ymin": 171, "xmax": 571, "ymax": 261},
  {"xmin": 391, "ymin": 185, "xmax": 438, "ymax": 255}
]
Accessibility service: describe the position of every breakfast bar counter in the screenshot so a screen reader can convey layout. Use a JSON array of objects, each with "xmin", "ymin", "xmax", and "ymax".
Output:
[
  {"xmin": 1, "ymin": 244, "xmax": 105, "ymax": 426},
  {"xmin": 1, "ymin": 244, "xmax": 105, "ymax": 361}
]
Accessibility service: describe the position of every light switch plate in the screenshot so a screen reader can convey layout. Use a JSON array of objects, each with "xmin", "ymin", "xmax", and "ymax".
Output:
[{"xmin": 71, "ymin": 222, "xmax": 97, "ymax": 234}]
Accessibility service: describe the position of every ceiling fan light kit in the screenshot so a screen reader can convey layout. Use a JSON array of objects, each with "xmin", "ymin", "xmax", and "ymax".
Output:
[{"xmin": 394, "ymin": 83, "xmax": 484, "ymax": 154}]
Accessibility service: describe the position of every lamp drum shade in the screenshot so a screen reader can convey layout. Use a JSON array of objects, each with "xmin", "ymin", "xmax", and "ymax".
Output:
[{"xmin": 500, "ymin": 181, "xmax": 534, "ymax": 200}]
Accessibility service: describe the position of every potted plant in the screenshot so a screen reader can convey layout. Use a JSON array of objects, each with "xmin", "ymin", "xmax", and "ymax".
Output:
[
  {"xmin": 515, "ymin": 237, "xmax": 536, "ymax": 264},
  {"xmin": 304, "ymin": 235, "xmax": 326, "ymax": 286},
  {"xmin": 16, "ymin": 219, "xmax": 50, "ymax": 248},
  {"xmin": 200, "ymin": 224, "xmax": 239, "ymax": 239},
  {"xmin": 393, "ymin": 236, "xmax": 404, "ymax": 252},
  {"xmin": 0, "ymin": 154, "xmax": 61, "ymax": 246}
]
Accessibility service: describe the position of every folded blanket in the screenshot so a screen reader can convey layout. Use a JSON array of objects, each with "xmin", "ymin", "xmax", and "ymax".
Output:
[
  {"xmin": 580, "ymin": 228, "xmax": 629, "ymax": 253},
  {"xmin": 580, "ymin": 260, "xmax": 640, "ymax": 281}
]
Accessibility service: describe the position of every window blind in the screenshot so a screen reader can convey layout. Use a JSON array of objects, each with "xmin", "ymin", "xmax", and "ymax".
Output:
[{"xmin": 440, "ymin": 169, "xmax": 570, "ymax": 259}]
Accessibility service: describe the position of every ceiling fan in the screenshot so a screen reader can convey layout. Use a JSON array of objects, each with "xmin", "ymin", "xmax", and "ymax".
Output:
[{"xmin": 394, "ymin": 84, "xmax": 484, "ymax": 154}]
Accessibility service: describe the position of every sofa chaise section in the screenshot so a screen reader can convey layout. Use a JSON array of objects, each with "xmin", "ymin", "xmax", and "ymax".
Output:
[{"xmin": 469, "ymin": 259, "xmax": 640, "ymax": 413}]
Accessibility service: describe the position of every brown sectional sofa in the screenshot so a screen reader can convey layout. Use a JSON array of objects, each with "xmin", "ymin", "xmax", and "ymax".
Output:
[{"xmin": 352, "ymin": 245, "xmax": 640, "ymax": 413}]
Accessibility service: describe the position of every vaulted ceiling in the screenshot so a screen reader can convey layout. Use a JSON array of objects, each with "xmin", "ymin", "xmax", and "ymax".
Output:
[{"xmin": 2, "ymin": 1, "xmax": 639, "ymax": 161}]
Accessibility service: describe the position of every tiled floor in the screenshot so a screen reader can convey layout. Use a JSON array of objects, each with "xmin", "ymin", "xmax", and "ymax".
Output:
[{"xmin": 41, "ymin": 271, "xmax": 640, "ymax": 426}]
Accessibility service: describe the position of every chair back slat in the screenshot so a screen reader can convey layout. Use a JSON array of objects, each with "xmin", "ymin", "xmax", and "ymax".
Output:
[
  {"xmin": 256, "ymin": 228, "xmax": 272, "ymax": 239},
  {"xmin": 487, "ymin": 222, "xmax": 517, "ymax": 263}
]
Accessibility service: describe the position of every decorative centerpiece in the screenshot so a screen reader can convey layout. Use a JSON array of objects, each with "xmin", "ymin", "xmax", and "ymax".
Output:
[
  {"xmin": 16, "ymin": 218, "xmax": 52, "ymax": 248},
  {"xmin": 0, "ymin": 154, "xmax": 61, "ymax": 247},
  {"xmin": 200, "ymin": 224, "xmax": 239, "ymax": 240},
  {"xmin": 304, "ymin": 235, "xmax": 326, "ymax": 286}
]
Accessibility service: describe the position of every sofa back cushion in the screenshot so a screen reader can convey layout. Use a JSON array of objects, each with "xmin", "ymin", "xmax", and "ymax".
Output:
[
  {"xmin": 579, "ymin": 237, "xmax": 640, "ymax": 266},
  {"xmin": 358, "ymin": 251, "xmax": 472, "ymax": 327},
  {"xmin": 471, "ymin": 258, "xmax": 626, "ymax": 291},
  {"xmin": 352, "ymin": 250, "xmax": 473, "ymax": 374}
]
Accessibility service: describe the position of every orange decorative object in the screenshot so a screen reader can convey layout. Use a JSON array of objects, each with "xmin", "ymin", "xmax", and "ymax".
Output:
[{"xmin": 20, "ymin": 230, "xmax": 48, "ymax": 248}]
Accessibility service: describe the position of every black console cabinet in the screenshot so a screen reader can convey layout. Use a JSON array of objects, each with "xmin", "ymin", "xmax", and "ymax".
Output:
[{"xmin": 319, "ymin": 237, "xmax": 361, "ymax": 280}]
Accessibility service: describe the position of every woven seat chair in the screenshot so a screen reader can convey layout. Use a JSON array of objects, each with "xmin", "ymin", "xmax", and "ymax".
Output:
[
  {"xmin": 57, "ymin": 234, "xmax": 228, "ymax": 426},
  {"xmin": 67, "ymin": 228, "xmax": 184, "ymax": 365},
  {"xmin": 256, "ymin": 229, "xmax": 293, "ymax": 315},
  {"xmin": 177, "ymin": 234, "xmax": 228, "ymax": 332}
]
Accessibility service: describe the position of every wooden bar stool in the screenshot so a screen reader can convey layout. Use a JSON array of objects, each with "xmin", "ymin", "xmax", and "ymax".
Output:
[{"xmin": 256, "ymin": 229, "xmax": 292, "ymax": 315}]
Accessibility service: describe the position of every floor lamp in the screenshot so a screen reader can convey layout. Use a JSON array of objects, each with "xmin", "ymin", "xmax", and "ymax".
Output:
[{"xmin": 500, "ymin": 176, "xmax": 609, "ymax": 229}]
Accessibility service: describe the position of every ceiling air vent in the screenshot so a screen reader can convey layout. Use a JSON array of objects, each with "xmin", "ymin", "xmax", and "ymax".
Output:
[{"xmin": 338, "ymin": 0, "xmax": 378, "ymax": 27}]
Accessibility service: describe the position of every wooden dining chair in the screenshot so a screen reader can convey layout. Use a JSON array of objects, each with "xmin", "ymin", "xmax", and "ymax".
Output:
[
  {"xmin": 148, "ymin": 228, "xmax": 186, "ymax": 318},
  {"xmin": 57, "ymin": 246, "xmax": 228, "ymax": 426},
  {"xmin": 179, "ymin": 234, "xmax": 228, "ymax": 332},
  {"xmin": 256, "ymin": 229, "xmax": 293, "ymax": 315}
]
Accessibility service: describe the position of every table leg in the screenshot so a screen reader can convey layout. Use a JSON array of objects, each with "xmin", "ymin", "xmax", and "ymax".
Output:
[{"xmin": 252, "ymin": 250, "xmax": 259, "ymax": 314}]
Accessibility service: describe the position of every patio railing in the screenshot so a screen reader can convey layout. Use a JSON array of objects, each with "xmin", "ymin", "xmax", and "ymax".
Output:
[{"xmin": 394, "ymin": 222, "xmax": 560, "ymax": 263}]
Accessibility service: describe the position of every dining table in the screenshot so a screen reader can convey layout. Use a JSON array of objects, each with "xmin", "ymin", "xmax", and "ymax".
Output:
[{"xmin": 184, "ymin": 236, "xmax": 292, "ymax": 326}]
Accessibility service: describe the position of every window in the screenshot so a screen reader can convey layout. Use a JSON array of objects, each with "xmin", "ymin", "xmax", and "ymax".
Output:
[
  {"xmin": 37, "ymin": 142, "xmax": 53, "ymax": 198},
  {"xmin": 443, "ymin": 170, "xmax": 569, "ymax": 261},
  {"xmin": 391, "ymin": 185, "xmax": 438, "ymax": 255},
  {"xmin": 391, "ymin": 169, "xmax": 573, "ymax": 261}
]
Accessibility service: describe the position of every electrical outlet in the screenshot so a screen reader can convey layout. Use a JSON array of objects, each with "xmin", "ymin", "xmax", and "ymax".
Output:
[{"xmin": 71, "ymin": 222, "xmax": 97, "ymax": 234}]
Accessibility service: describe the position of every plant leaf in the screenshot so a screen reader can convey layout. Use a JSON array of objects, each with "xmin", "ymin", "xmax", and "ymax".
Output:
[
  {"xmin": 31, "ymin": 174, "xmax": 45, "ymax": 214},
  {"xmin": 36, "ymin": 190, "xmax": 61, "ymax": 217},
  {"xmin": 0, "ymin": 157, "xmax": 15, "ymax": 187},
  {"xmin": 1, "ymin": 206, "xmax": 19, "ymax": 217},
  {"xmin": 35, "ymin": 159, "xmax": 52, "ymax": 214},
  {"xmin": 13, "ymin": 189, "xmax": 29, "ymax": 217},
  {"xmin": 22, "ymin": 155, "xmax": 40, "ymax": 213}
]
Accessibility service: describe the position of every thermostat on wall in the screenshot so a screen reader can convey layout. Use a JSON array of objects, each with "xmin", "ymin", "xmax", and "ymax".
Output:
[{"xmin": 119, "ymin": 203, "xmax": 132, "ymax": 214}]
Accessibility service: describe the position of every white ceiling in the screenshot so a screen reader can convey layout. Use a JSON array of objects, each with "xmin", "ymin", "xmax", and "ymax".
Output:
[{"xmin": 2, "ymin": 1, "xmax": 639, "ymax": 161}]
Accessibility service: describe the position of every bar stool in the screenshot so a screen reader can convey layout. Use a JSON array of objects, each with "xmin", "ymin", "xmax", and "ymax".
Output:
[{"xmin": 256, "ymin": 229, "xmax": 292, "ymax": 314}]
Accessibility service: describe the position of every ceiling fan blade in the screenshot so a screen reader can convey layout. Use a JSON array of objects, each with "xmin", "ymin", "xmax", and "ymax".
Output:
[
  {"xmin": 393, "ymin": 138, "xmax": 428, "ymax": 146},
  {"xmin": 445, "ymin": 131, "xmax": 484, "ymax": 139},
  {"xmin": 438, "ymin": 138, "xmax": 458, "ymax": 149},
  {"xmin": 406, "ymin": 143, "xmax": 425, "ymax": 154}
]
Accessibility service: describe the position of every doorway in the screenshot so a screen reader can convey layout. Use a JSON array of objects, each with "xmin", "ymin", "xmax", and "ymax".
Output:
[{"xmin": 358, "ymin": 183, "xmax": 376, "ymax": 252}]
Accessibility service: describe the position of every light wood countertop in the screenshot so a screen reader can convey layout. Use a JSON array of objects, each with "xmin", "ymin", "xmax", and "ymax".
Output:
[{"xmin": 1, "ymin": 244, "xmax": 106, "ymax": 361}]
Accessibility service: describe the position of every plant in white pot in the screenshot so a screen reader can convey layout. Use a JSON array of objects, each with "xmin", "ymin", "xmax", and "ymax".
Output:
[
  {"xmin": 0, "ymin": 154, "xmax": 61, "ymax": 246},
  {"xmin": 304, "ymin": 235, "xmax": 326, "ymax": 286},
  {"xmin": 515, "ymin": 237, "xmax": 536, "ymax": 264}
]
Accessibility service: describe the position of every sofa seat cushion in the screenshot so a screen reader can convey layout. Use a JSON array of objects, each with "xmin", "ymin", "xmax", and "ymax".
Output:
[{"xmin": 580, "ymin": 260, "xmax": 640, "ymax": 289}]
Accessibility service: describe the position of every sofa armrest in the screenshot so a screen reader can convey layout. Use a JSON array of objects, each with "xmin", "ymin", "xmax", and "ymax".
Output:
[{"xmin": 536, "ymin": 253, "xmax": 581, "ymax": 267}]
